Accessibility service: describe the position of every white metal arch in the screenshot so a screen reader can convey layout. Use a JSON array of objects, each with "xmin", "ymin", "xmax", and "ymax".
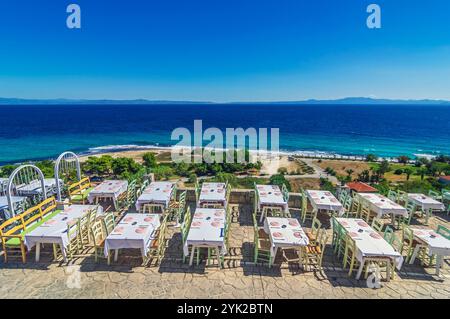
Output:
[
  {"xmin": 54, "ymin": 151, "xmax": 81, "ymax": 201},
  {"xmin": 6, "ymin": 164, "xmax": 46, "ymax": 218}
]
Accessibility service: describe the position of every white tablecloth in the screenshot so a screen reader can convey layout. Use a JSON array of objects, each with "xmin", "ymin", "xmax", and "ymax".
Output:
[
  {"xmin": 183, "ymin": 208, "xmax": 227, "ymax": 256},
  {"xmin": 407, "ymin": 194, "xmax": 445, "ymax": 211},
  {"xmin": 0, "ymin": 195, "xmax": 28, "ymax": 219},
  {"xmin": 264, "ymin": 217, "xmax": 309, "ymax": 259},
  {"xmin": 24, "ymin": 205, "xmax": 103, "ymax": 256},
  {"xmin": 357, "ymin": 193, "xmax": 407, "ymax": 218},
  {"xmin": 135, "ymin": 181, "xmax": 175, "ymax": 211},
  {"xmin": 256, "ymin": 185, "xmax": 288, "ymax": 212},
  {"xmin": 17, "ymin": 179, "xmax": 62, "ymax": 196},
  {"xmin": 198, "ymin": 183, "xmax": 227, "ymax": 207},
  {"xmin": 410, "ymin": 228, "xmax": 450, "ymax": 256},
  {"xmin": 87, "ymin": 180, "xmax": 128, "ymax": 203},
  {"xmin": 306, "ymin": 190, "xmax": 344, "ymax": 215},
  {"xmin": 336, "ymin": 218, "xmax": 403, "ymax": 269},
  {"xmin": 104, "ymin": 213, "xmax": 161, "ymax": 257}
]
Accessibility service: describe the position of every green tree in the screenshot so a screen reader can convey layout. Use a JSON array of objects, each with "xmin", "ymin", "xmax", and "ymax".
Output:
[
  {"xmin": 82, "ymin": 155, "xmax": 113, "ymax": 176},
  {"xmin": 397, "ymin": 155, "xmax": 410, "ymax": 165},
  {"xmin": 0, "ymin": 164, "xmax": 18, "ymax": 177},
  {"xmin": 345, "ymin": 169, "xmax": 354, "ymax": 181},
  {"xmin": 142, "ymin": 152, "xmax": 157, "ymax": 168},
  {"xmin": 365, "ymin": 154, "xmax": 378, "ymax": 162},
  {"xmin": 188, "ymin": 173, "xmax": 198, "ymax": 184},
  {"xmin": 151, "ymin": 165, "xmax": 174, "ymax": 180},
  {"xmin": 111, "ymin": 157, "xmax": 142, "ymax": 179},
  {"xmin": 403, "ymin": 168, "xmax": 413, "ymax": 181},
  {"xmin": 269, "ymin": 174, "xmax": 291, "ymax": 191}
]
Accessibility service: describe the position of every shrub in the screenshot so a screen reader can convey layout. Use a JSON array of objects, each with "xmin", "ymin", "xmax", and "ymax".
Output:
[
  {"xmin": 142, "ymin": 152, "xmax": 157, "ymax": 168},
  {"xmin": 269, "ymin": 174, "xmax": 291, "ymax": 191}
]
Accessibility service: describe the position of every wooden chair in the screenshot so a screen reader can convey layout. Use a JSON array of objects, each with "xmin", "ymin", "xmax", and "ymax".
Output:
[
  {"xmin": 371, "ymin": 218, "xmax": 384, "ymax": 233},
  {"xmin": 437, "ymin": 225, "xmax": 450, "ymax": 240},
  {"xmin": 383, "ymin": 226, "xmax": 394, "ymax": 244},
  {"xmin": 68, "ymin": 177, "xmax": 93, "ymax": 204},
  {"xmin": 343, "ymin": 234, "xmax": 359, "ymax": 276},
  {"xmin": 89, "ymin": 220, "xmax": 106, "ymax": 263},
  {"xmin": 395, "ymin": 201, "xmax": 416, "ymax": 228},
  {"xmin": 102, "ymin": 212, "xmax": 116, "ymax": 235},
  {"xmin": 306, "ymin": 217, "xmax": 322, "ymax": 244},
  {"xmin": 388, "ymin": 190, "xmax": 397, "ymax": 202},
  {"xmin": 78, "ymin": 210, "xmax": 91, "ymax": 246},
  {"xmin": 253, "ymin": 213, "xmax": 271, "ymax": 266},
  {"xmin": 65, "ymin": 220, "xmax": 81, "ymax": 260},
  {"xmin": 181, "ymin": 206, "xmax": 192, "ymax": 263},
  {"xmin": 146, "ymin": 214, "xmax": 169, "ymax": 266},
  {"xmin": 301, "ymin": 190, "xmax": 316, "ymax": 223},
  {"xmin": 0, "ymin": 215, "xmax": 27, "ymax": 263},
  {"xmin": 303, "ymin": 229, "xmax": 328, "ymax": 273}
]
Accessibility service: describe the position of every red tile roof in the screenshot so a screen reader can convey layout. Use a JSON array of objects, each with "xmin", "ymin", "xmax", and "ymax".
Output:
[
  {"xmin": 346, "ymin": 182, "xmax": 377, "ymax": 193},
  {"xmin": 439, "ymin": 176, "xmax": 450, "ymax": 181}
]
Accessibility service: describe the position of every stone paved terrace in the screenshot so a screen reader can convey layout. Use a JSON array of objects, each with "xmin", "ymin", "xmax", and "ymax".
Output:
[{"xmin": 1, "ymin": 201, "xmax": 449, "ymax": 299}]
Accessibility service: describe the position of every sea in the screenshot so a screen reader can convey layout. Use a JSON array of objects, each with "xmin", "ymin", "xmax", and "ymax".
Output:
[{"xmin": 0, "ymin": 104, "xmax": 449, "ymax": 165}]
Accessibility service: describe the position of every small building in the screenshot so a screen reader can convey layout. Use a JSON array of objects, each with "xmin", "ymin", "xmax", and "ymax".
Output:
[
  {"xmin": 345, "ymin": 181, "xmax": 378, "ymax": 195},
  {"xmin": 438, "ymin": 176, "xmax": 450, "ymax": 185}
]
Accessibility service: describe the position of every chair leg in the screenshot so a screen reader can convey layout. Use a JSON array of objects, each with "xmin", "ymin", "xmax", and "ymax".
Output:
[{"xmin": 20, "ymin": 244, "xmax": 26, "ymax": 263}]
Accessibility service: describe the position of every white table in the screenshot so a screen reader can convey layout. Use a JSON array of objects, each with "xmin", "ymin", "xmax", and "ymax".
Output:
[
  {"xmin": 87, "ymin": 180, "xmax": 128, "ymax": 209},
  {"xmin": 198, "ymin": 183, "xmax": 227, "ymax": 208},
  {"xmin": 264, "ymin": 217, "xmax": 309, "ymax": 266},
  {"xmin": 357, "ymin": 193, "xmax": 408, "ymax": 219},
  {"xmin": 24, "ymin": 204, "xmax": 103, "ymax": 262},
  {"xmin": 306, "ymin": 190, "xmax": 344, "ymax": 215},
  {"xmin": 135, "ymin": 181, "xmax": 175, "ymax": 211},
  {"xmin": 0, "ymin": 195, "xmax": 28, "ymax": 219},
  {"xmin": 256, "ymin": 185, "xmax": 289, "ymax": 222},
  {"xmin": 183, "ymin": 208, "xmax": 227, "ymax": 266},
  {"xmin": 104, "ymin": 213, "xmax": 161, "ymax": 263},
  {"xmin": 407, "ymin": 194, "xmax": 445, "ymax": 211},
  {"xmin": 336, "ymin": 218, "xmax": 403, "ymax": 280},
  {"xmin": 17, "ymin": 179, "xmax": 62, "ymax": 196},
  {"xmin": 409, "ymin": 228, "xmax": 450, "ymax": 276}
]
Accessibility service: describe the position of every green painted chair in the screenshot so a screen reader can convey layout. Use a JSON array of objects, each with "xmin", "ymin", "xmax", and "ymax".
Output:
[
  {"xmin": 306, "ymin": 217, "xmax": 321, "ymax": 245},
  {"xmin": 371, "ymin": 218, "xmax": 384, "ymax": 233},
  {"xmin": 102, "ymin": 212, "xmax": 116, "ymax": 235},
  {"xmin": 437, "ymin": 225, "xmax": 450, "ymax": 240},
  {"xmin": 89, "ymin": 220, "xmax": 106, "ymax": 263},
  {"xmin": 395, "ymin": 201, "xmax": 416, "ymax": 228},
  {"xmin": 253, "ymin": 213, "xmax": 271, "ymax": 266},
  {"xmin": 388, "ymin": 190, "xmax": 397, "ymax": 202},
  {"xmin": 342, "ymin": 234, "xmax": 359, "ymax": 276},
  {"xmin": 383, "ymin": 226, "xmax": 394, "ymax": 244},
  {"xmin": 301, "ymin": 190, "xmax": 316, "ymax": 223},
  {"xmin": 181, "ymin": 206, "xmax": 192, "ymax": 263}
]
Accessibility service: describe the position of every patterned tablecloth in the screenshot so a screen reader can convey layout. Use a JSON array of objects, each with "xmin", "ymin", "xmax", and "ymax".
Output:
[
  {"xmin": 306, "ymin": 190, "xmax": 344, "ymax": 215},
  {"xmin": 24, "ymin": 205, "xmax": 103, "ymax": 257},
  {"xmin": 256, "ymin": 185, "xmax": 288, "ymax": 212},
  {"xmin": 410, "ymin": 228, "xmax": 450, "ymax": 257},
  {"xmin": 336, "ymin": 218, "xmax": 403, "ymax": 269},
  {"xmin": 104, "ymin": 213, "xmax": 161, "ymax": 257},
  {"xmin": 183, "ymin": 208, "xmax": 226, "ymax": 256},
  {"xmin": 407, "ymin": 194, "xmax": 445, "ymax": 211},
  {"xmin": 357, "ymin": 193, "xmax": 407, "ymax": 218},
  {"xmin": 264, "ymin": 217, "xmax": 309, "ymax": 260},
  {"xmin": 199, "ymin": 183, "xmax": 227, "ymax": 207},
  {"xmin": 136, "ymin": 181, "xmax": 175, "ymax": 211},
  {"xmin": 87, "ymin": 180, "xmax": 128, "ymax": 203}
]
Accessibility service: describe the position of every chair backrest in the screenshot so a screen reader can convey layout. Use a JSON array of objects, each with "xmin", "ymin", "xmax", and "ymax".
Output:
[
  {"xmin": 102, "ymin": 212, "xmax": 115, "ymax": 235},
  {"xmin": 281, "ymin": 184, "xmax": 289, "ymax": 202},
  {"xmin": 345, "ymin": 234, "xmax": 356, "ymax": 254},
  {"xmin": 19, "ymin": 204, "xmax": 43, "ymax": 230},
  {"xmin": 39, "ymin": 197, "xmax": 57, "ymax": 217},
  {"xmin": 402, "ymin": 226, "xmax": 414, "ymax": 245},
  {"xmin": 0, "ymin": 215, "xmax": 24, "ymax": 238},
  {"xmin": 79, "ymin": 210, "xmax": 90, "ymax": 229},
  {"xmin": 437, "ymin": 225, "xmax": 450, "ymax": 240},
  {"xmin": 68, "ymin": 177, "xmax": 91, "ymax": 196},
  {"xmin": 387, "ymin": 190, "xmax": 397, "ymax": 202},
  {"xmin": 90, "ymin": 220, "xmax": 104, "ymax": 246},
  {"xmin": 390, "ymin": 234, "xmax": 403, "ymax": 253},
  {"xmin": 142, "ymin": 204, "xmax": 164, "ymax": 214},
  {"xmin": 361, "ymin": 205, "xmax": 370, "ymax": 222},
  {"xmin": 383, "ymin": 225, "xmax": 394, "ymax": 244},
  {"xmin": 371, "ymin": 218, "xmax": 383, "ymax": 233},
  {"xmin": 181, "ymin": 206, "xmax": 191, "ymax": 243},
  {"xmin": 428, "ymin": 190, "xmax": 440, "ymax": 199},
  {"xmin": 317, "ymin": 230, "xmax": 329, "ymax": 257},
  {"xmin": 311, "ymin": 217, "xmax": 321, "ymax": 236},
  {"xmin": 67, "ymin": 219, "xmax": 80, "ymax": 243},
  {"xmin": 397, "ymin": 190, "xmax": 407, "ymax": 203}
]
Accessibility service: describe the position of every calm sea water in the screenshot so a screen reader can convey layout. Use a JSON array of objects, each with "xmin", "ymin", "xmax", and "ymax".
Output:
[{"xmin": 0, "ymin": 104, "xmax": 449, "ymax": 164}]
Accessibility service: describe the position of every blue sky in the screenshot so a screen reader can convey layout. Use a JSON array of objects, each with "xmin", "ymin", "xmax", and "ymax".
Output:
[{"xmin": 0, "ymin": 0, "xmax": 449, "ymax": 102}]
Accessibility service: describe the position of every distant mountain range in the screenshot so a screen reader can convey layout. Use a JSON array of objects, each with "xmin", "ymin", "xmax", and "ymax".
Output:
[{"xmin": 0, "ymin": 97, "xmax": 449, "ymax": 105}]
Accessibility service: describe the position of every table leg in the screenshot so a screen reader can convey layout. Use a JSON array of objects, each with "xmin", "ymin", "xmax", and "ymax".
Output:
[
  {"xmin": 409, "ymin": 246, "xmax": 420, "ymax": 264},
  {"xmin": 189, "ymin": 246, "xmax": 196, "ymax": 266},
  {"xmin": 270, "ymin": 247, "xmax": 278, "ymax": 268},
  {"xmin": 217, "ymin": 246, "xmax": 221, "ymax": 268},
  {"xmin": 356, "ymin": 260, "xmax": 365, "ymax": 280},
  {"xmin": 259, "ymin": 209, "xmax": 265, "ymax": 223},
  {"xmin": 436, "ymin": 255, "xmax": 443, "ymax": 276},
  {"xmin": 114, "ymin": 249, "xmax": 119, "ymax": 262},
  {"xmin": 35, "ymin": 244, "xmax": 41, "ymax": 262},
  {"xmin": 386, "ymin": 261, "xmax": 391, "ymax": 282}
]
